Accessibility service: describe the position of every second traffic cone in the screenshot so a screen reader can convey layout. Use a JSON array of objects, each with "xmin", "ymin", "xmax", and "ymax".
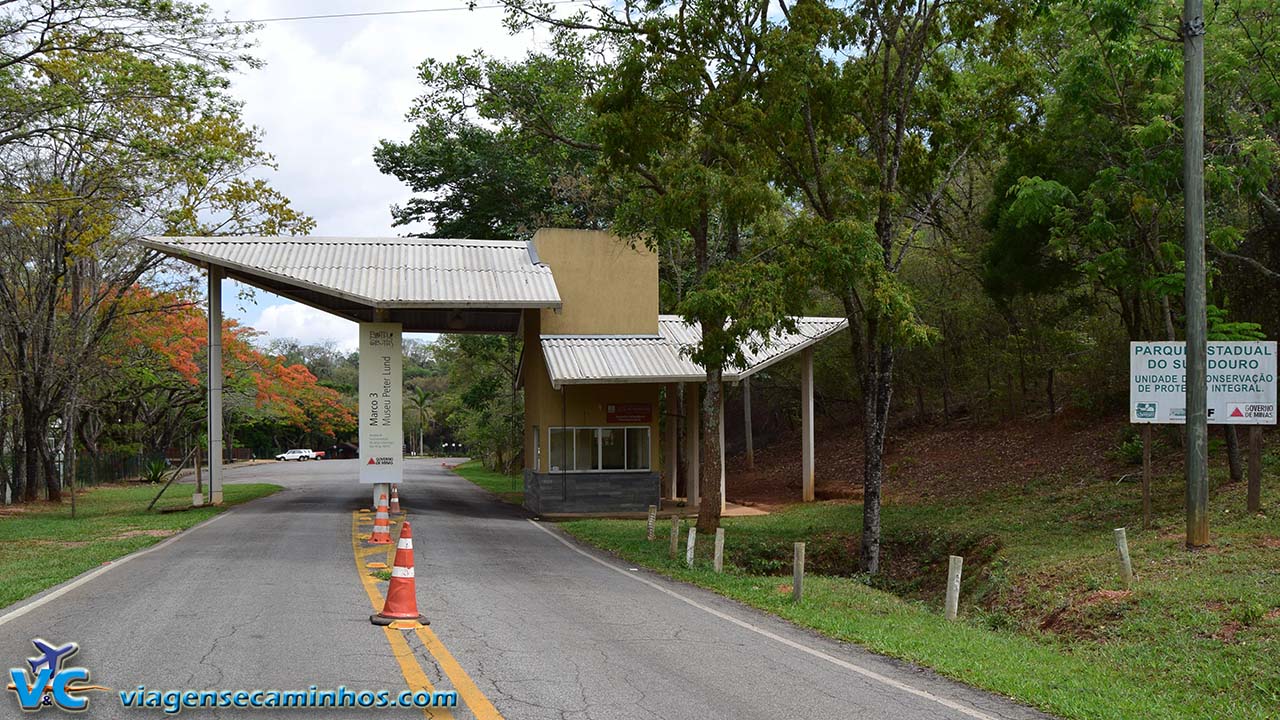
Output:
[
  {"xmin": 389, "ymin": 484, "xmax": 401, "ymax": 513},
  {"xmin": 371, "ymin": 521, "xmax": 428, "ymax": 626},
  {"xmin": 369, "ymin": 495, "xmax": 392, "ymax": 544}
]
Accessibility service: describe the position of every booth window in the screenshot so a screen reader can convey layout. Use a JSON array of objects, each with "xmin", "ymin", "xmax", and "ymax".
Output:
[{"xmin": 548, "ymin": 426, "xmax": 650, "ymax": 472}]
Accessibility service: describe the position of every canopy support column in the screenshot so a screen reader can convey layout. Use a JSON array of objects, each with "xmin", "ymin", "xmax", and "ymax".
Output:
[
  {"xmin": 664, "ymin": 384, "xmax": 678, "ymax": 500},
  {"xmin": 743, "ymin": 377, "xmax": 754, "ymax": 469},
  {"xmin": 684, "ymin": 383, "xmax": 700, "ymax": 509},
  {"xmin": 801, "ymin": 347, "xmax": 815, "ymax": 502},
  {"xmin": 718, "ymin": 388, "xmax": 726, "ymax": 513},
  {"xmin": 207, "ymin": 266, "xmax": 224, "ymax": 506}
]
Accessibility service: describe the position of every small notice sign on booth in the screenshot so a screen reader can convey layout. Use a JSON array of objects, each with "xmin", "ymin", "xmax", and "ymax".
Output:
[{"xmin": 607, "ymin": 403, "xmax": 652, "ymax": 423}]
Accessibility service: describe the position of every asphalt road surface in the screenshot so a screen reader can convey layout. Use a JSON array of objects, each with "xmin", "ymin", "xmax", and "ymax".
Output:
[{"xmin": 0, "ymin": 459, "xmax": 1052, "ymax": 720}]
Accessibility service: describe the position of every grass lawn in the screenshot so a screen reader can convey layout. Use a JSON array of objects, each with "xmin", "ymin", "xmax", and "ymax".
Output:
[
  {"xmin": 452, "ymin": 460, "xmax": 524, "ymax": 505},
  {"xmin": 0, "ymin": 482, "xmax": 280, "ymax": 608},
  {"xmin": 540, "ymin": 454, "xmax": 1280, "ymax": 720}
]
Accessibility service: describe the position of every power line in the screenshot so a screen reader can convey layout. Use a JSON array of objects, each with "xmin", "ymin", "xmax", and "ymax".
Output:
[{"xmin": 216, "ymin": 1, "xmax": 586, "ymax": 25}]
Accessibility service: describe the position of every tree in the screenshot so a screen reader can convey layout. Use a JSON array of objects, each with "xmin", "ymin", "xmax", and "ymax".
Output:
[
  {"xmin": 373, "ymin": 54, "xmax": 609, "ymax": 239},
  {"xmin": 431, "ymin": 336, "xmax": 522, "ymax": 472},
  {"xmin": 744, "ymin": 0, "xmax": 1030, "ymax": 572},
  {"xmin": 0, "ymin": 0, "xmax": 312, "ymax": 502},
  {"xmin": 417, "ymin": 0, "xmax": 801, "ymax": 533},
  {"xmin": 407, "ymin": 386, "xmax": 433, "ymax": 455}
]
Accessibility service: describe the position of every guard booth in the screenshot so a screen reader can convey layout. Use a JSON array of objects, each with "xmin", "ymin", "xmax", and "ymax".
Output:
[
  {"xmin": 141, "ymin": 230, "xmax": 845, "ymax": 514},
  {"xmin": 518, "ymin": 230, "xmax": 846, "ymax": 515}
]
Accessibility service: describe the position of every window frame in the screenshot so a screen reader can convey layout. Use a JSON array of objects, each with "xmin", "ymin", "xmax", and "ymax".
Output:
[{"xmin": 546, "ymin": 425, "xmax": 652, "ymax": 473}]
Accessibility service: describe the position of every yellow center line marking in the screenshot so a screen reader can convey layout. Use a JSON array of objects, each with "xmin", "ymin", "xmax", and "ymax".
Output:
[
  {"xmin": 350, "ymin": 512, "xmax": 455, "ymax": 720},
  {"xmin": 414, "ymin": 626, "xmax": 504, "ymax": 720}
]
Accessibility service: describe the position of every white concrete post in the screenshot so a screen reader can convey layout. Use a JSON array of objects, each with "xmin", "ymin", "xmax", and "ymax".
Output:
[
  {"xmin": 800, "ymin": 347, "xmax": 815, "ymax": 502},
  {"xmin": 792, "ymin": 542, "xmax": 805, "ymax": 602},
  {"xmin": 646, "ymin": 505, "xmax": 657, "ymax": 541},
  {"xmin": 207, "ymin": 267, "xmax": 224, "ymax": 506},
  {"xmin": 945, "ymin": 555, "xmax": 964, "ymax": 621},
  {"xmin": 1114, "ymin": 528, "xmax": 1134, "ymax": 589},
  {"xmin": 192, "ymin": 446, "xmax": 203, "ymax": 507},
  {"xmin": 685, "ymin": 527, "xmax": 697, "ymax": 567},
  {"xmin": 718, "ymin": 388, "xmax": 726, "ymax": 513},
  {"xmin": 743, "ymin": 377, "xmax": 754, "ymax": 470},
  {"xmin": 665, "ymin": 384, "xmax": 678, "ymax": 499},
  {"xmin": 684, "ymin": 383, "xmax": 700, "ymax": 508},
  {"xmin": 713, "ymin": 527, "xmax": 725, "ymax": 573}
]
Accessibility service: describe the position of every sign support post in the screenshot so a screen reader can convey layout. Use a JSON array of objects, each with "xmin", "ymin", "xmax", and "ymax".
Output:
[{"xmin": 1142, "ymin": 424, "xmax": 1152, "ymax": 530}]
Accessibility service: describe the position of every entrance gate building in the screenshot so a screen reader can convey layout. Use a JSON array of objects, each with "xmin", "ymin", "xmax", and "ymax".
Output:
[{"xmin": 142, "ymin": 229, "xmax": 845, "ymax": 514}]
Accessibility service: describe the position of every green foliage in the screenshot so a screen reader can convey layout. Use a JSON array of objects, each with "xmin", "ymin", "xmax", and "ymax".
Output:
[
  {"xmin": 139, "ymin": 458, "xmax": 169, "ymax": 484},
  {"xmin": 373, "ymin": 52, "xmax": 607, "ymax": 238},
  {"xmin": 0, "ymin": 0, "xmax": 312, "ymax": 502},
  {"xmin": 431, "ymin": 336, "xmax": 522, "ymax": 472},
  {"xmin": 984, "ymin": 0, "xmax": 1280, "ymax": 342},
  {"xmin": 1109, "ymin": 433, "xmax": 1147, "ymax": 466}
]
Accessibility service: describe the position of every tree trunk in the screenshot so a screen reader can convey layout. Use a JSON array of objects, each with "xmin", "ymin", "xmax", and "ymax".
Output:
[
  {"xmin": 940, "ymin": 351, "xmax": 952, "ymax": 423},
  {"xmin": 21, "ymin": 401, "xmax": 42, "ymax": 502},
  {"xmin": 1225, "ymin": 425, "xmax": 1243, "ymax": 483},
  {"xmin": 13, "ymin": 422, "xmax": 26, "ymax": 503},
  {"xmin": 860, "ymin": 336, "xmax": 895, "ymax": 575},
  {"xmin": 1047, "ymin": 368, "xmax": 1057, "ymax": 416},
  {"xmin": 696, "ymin": 370, "xmax": 724, "ymax": 535},
  {"xmin": 0, "ymin": 416, "xmax": 9, "ymax": 503}
]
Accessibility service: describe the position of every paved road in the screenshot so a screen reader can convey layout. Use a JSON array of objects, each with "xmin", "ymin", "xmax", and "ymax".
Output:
[{"xmin": 0, "ymin": 459, "xmax": 1051, "ymax": 720}]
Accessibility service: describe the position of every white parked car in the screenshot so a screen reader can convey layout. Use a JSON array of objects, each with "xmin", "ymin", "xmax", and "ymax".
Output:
[{"xmin": 275, "ymin": 448, "xmax": 315, "ymax": 461}]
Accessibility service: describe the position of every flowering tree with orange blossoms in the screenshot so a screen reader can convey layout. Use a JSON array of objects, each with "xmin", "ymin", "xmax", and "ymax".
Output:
[{"xmin": 90, "ymin": 286, "xmax": 355, "ymax": 459}]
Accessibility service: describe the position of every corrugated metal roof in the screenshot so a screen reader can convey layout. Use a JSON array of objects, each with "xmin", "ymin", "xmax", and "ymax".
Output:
[
  {"xmin": 542, "ymin": 315, "xmax": 848, "ymax": 387},
  {"xmin": 141, "ymin": 236, "xmax": 561, "ymax": 309}
]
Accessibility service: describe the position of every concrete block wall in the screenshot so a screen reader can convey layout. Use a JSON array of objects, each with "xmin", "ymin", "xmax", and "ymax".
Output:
[{"xmin": 524, "ymin": 470, "xmax": 660, "ymax": 514}]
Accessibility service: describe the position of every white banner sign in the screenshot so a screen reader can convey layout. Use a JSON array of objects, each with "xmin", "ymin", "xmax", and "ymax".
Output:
[
  {"xmin": 1130, "ymin": 341, "xmax": 1277, "ymax": 425},
  {"xmin": 359, "ymin": 323, "xmax": 403, "ymax": 484}
]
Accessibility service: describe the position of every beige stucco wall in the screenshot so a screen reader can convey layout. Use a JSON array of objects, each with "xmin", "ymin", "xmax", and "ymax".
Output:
[
  {"xmin": 532, "ymin": 228, "xmax": 658, "ymax": 336},
  {"xmin": 521, "ymin": 229, "xmax": 662, "ymax": 474}
]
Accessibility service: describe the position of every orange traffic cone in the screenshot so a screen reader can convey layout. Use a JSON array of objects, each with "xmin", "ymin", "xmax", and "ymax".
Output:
[
  {"xmin": 369, "ymin": 494, "xmax": 392, "ymax": 544},
  {"xmin": 389, "ymin": 484, "xmax": 401, "ymax": 513},
  {"xmin": 371, "ymin": 521, "xmax": 428, "ymax": 626}
]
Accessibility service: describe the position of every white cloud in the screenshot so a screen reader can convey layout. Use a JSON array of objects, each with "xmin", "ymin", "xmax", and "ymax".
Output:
[
  {"xmin": 251, "ymin": 302, "xmax": 359, "ymax": 351},
  {"xmin": 202, "ymin": 0, "xmax": 545, "ymax": 348}
]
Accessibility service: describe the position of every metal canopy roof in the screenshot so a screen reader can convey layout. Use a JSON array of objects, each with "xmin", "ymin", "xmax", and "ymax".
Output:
[
  {"xmin": 541, "ymin": 315, "xmax": 848, "ymax": 388},
  {"xmin": 141, "ymin": 236, "xmax": 562, "ymax": 334}
]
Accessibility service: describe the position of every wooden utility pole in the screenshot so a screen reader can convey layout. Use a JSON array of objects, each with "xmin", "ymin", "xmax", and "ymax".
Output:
[{"xmin": 1182, "ymin": 0, "xmax": 1210, "ymax": 548}]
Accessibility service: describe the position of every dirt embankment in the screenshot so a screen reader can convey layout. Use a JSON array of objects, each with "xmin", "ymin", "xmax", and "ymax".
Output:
[{"xmin": 726, "ymin": 410, "xmax": 1140, "ymax": 508}]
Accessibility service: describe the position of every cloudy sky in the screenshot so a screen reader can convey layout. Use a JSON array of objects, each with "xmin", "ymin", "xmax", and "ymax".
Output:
[{"xmin": 208, "ymin": 0, "xmax": 543, "ymax": 351}]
